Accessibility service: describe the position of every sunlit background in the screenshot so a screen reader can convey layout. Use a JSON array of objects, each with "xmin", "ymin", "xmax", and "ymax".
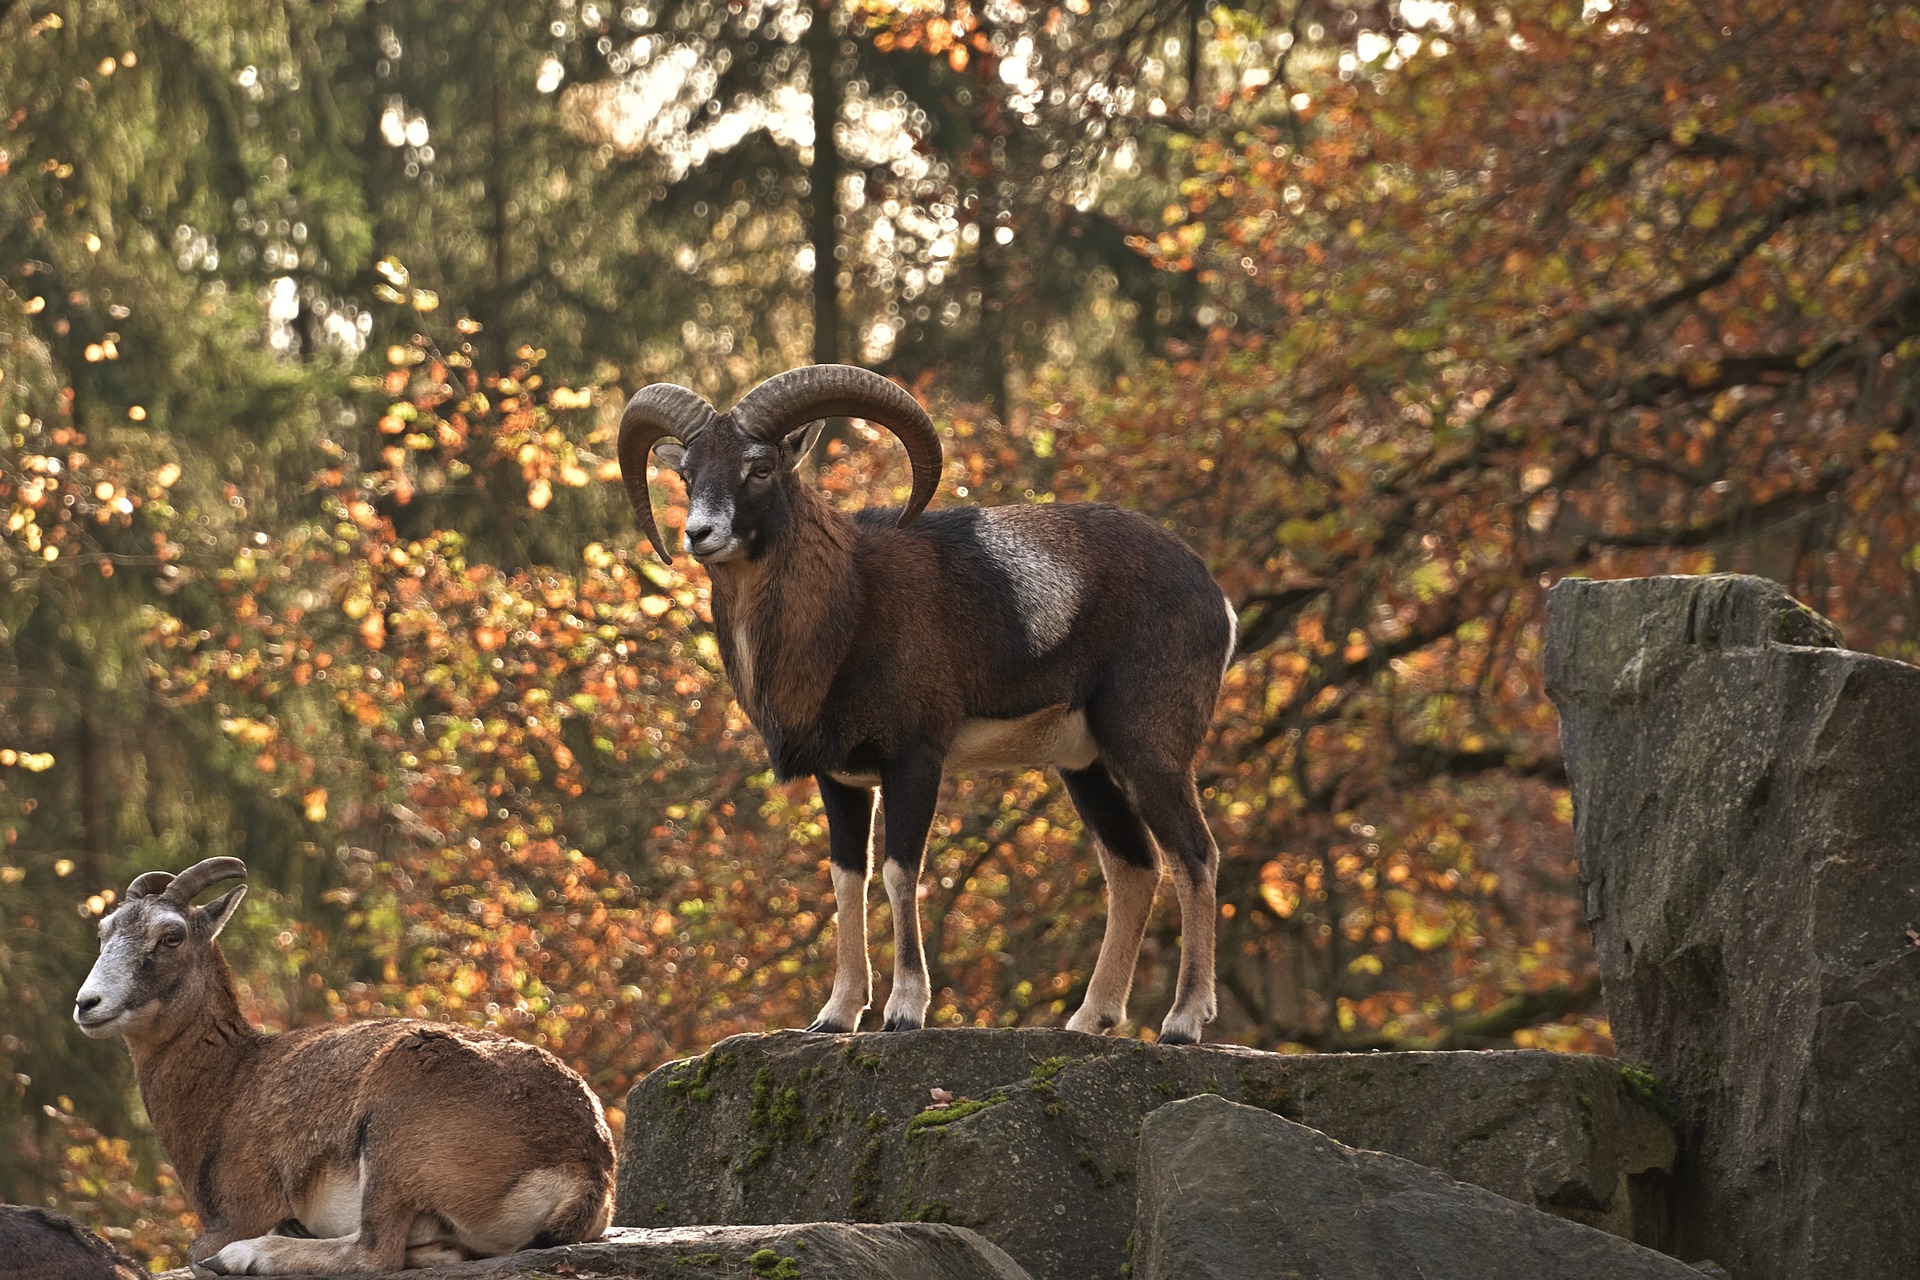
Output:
[{"xmin": 3, "ymin": 0, "xmax": 1916, "ymax": 1267}]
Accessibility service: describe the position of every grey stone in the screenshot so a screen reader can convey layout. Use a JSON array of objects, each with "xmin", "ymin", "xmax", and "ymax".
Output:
[
  {"xmin": 1133, "ymin": 1094, "xmax": 1702, "ymax": 1280},
  {"xmin": 1546, "ymin": 573, "xmax": 1920, "ymax": 1279},
  {"xmin": 168, "ymin": 1224, "xmax": 1031, "ymax": 1280},
  {"xmin": 0, "ymin": 1205, "xmax": 146, "ymax": 1280},
  {"xmin": 616, "ymin": 1028, "xmax": 1673, "ymax": 1280}
]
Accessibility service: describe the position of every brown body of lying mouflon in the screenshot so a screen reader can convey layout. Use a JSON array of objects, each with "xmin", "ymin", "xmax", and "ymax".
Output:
[
  {"xmin": 73, "ymin": 858, "xmax": 614, "ymax": 1274},
  {"xmin": 620, "ymin": 365, "xmax": 1235, "ymax": 1044}
]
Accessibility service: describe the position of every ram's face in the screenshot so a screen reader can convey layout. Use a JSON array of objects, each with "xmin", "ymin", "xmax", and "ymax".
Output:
[{"xmin": 660, "ymin": 420, "xmax": 811, "ymax": 565}]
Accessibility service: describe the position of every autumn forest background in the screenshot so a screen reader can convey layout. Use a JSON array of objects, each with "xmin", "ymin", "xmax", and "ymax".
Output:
[{"xmin": 3, "ymin": 0, "xmax": 1917, "ymax": 1267}]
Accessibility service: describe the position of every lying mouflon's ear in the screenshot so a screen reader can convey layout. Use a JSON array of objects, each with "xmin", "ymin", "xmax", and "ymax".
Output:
[
  {"xmin": 782, "ymin": 422, "xmax": 824, "ymax": 470},
  {"xmin": 652, "ymin": 440, "xmax": 686, "ymax": 473},
  {"xmin": 196, "ymin": 884, "xmax": 248, "ymax": 940}
]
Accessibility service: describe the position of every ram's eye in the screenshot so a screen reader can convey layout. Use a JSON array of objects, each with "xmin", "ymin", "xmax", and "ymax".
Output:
[
  {"xmin": 747, "ymin": 462, "xmax": 774, "ymax": 481},
  {"xmin": 160, "ymin": 931, "xmax": 185, "ymax": 949}
]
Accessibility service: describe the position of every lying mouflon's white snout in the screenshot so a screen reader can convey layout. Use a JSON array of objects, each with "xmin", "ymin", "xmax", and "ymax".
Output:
[{"xmin": 73, "ymin": 932, "xmax": 141, "ymax": 1037}]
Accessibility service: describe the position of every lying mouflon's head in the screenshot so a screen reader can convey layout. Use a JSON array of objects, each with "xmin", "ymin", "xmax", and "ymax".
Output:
[{"xmin": 73, "ymin": 857, "xmax": 248, "ymax": 1042}]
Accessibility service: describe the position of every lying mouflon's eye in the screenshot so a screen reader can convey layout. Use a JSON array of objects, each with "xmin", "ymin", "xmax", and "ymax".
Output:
[
  {"xmin": 748, "ymin": 461, "xmax": 774, "ymax": 481},
  {"xmin": 160, "ymin": 931, "xmax": 185, "ymax": 949}
]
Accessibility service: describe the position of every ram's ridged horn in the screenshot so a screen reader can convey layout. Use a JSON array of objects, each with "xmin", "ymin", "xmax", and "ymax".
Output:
[
  {"xmin": 159, "ymin": 857, "xmax": 248, "ymax": 907},
  {"xmin": 618, "ymin": 383, "xmax": 720, "ymax": 564},
  {"xmin": 730, "ymin": 365, "xmax": 943, "ymax": 529}
]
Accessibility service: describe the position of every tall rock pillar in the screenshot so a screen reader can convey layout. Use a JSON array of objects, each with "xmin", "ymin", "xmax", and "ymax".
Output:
[{"xmin": 1545, "ymin": 574, "xmax": 1920, "ymax": 1278}]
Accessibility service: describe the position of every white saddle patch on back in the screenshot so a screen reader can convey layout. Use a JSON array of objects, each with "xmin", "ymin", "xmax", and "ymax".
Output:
[{"xmin": 976, "ymin": 508, "xmax": 1083, "ymax": 653}]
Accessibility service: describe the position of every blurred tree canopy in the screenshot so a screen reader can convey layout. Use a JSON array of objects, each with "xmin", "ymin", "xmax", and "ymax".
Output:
[{"xmin": 2, "ymin": 0, "xmax": 1916, "ymax": 1267}]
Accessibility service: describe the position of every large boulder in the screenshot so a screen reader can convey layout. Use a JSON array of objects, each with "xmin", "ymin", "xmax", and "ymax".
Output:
[
  {"xmin": 361, "ymin": 1224, "xmax": 1031, "ymax": 1279},
  {"xmin": 0, "ymin": 1206, "xmax": 145, "ymax": 1280},
  {"xmin": 1546, "ymin": 574, "xmax": 1920, "ymax": 1278},
  {"xmin": 616, "ymin": 1028, "xmax": 1673, "ymax": 1280},
  {"xmin": 1133, "ymin": 1094, "xmax": 1702, "ymax": 1280}
]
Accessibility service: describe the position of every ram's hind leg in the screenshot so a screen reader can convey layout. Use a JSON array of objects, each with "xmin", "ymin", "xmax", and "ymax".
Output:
[
  {"xmin": 1110, "ymin": 763, "xmax": 1220, "ymax": 1046},
  {"xmin": 809, "ymin": 775, "xmax": 877, "ymax": 1033},
  {"xmin": 1061, "ymin": 762, "xmax": 1161, "ymax": 1035},
  {"xmin": 879, "ymin": 745, "xmax": 943, "ymax": 1032}
]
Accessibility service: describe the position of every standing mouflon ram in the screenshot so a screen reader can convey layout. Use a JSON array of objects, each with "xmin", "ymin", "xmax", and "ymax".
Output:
[
  {"xmin": 73, "ymin": 858, "xmax": 615, "ymax": 1274},
  {"xmin": 620, "ymin": 364, "xmax": 1236, "ymax": 1044}
]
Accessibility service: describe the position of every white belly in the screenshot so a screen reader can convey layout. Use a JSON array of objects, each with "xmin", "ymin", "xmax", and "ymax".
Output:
[
  {"xmin": 293, "ymin": 1163, "xmax": 362, "ymax": 1237},
  {"xmin": 828, "ymin": 704, "xmax": 1097, "ymax": 789},
  {"xmin": 949, "ymin": 705, "xmax": 1098, "ymax": 773}
]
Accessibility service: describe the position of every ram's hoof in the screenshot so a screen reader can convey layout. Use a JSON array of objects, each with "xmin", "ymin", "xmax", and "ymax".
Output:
[
  {"xmin": 879, "ymin": 1016, "xmax": 924, "ymax": 1032},
  {"xmin": 804, "ymin": 1016, "xmax": 855, "ymax": 1033}
]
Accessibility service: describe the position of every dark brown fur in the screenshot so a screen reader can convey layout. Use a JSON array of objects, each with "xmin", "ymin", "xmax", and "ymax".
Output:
[
  {"xmin": 710, "ymin": 485, "xmax": 1229, "ymax": 786},
  {"xmin": 675, "ymin": 418, "xmax": 1232, "ymax": 1040},
  {"xmin": 626, "ymin": 367, "xmax": 1231, "ymax": 1037}
]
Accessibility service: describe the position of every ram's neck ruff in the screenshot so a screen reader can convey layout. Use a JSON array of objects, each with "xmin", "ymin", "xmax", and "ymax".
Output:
[{"xmin": 707, "ymin": 485, "xmax": 860, "ymax": 749}]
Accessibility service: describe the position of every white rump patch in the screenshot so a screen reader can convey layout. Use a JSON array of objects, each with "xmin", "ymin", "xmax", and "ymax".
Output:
[
  {"xmin": 460, "ymin": 1168, "xmax": 584, "ymax": 1255},
  {"xmin": 976, "ymin": 509, "xmax": 1082, "ymax": 653}
]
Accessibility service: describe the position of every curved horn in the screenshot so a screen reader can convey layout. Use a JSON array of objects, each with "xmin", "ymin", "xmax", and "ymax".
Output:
[
  {"xmin": 618, "ymin": 383, "xmax": 720, "ymax": 564},
  {"xmin": 126, "ymin": 871, "xmax": 176, "ymax": 900},
  {"xmin": 160, "ymin": 857, "xmax": 248, "ymax": 907},
  {"xmin": 730, "ymin": 365, "xmax": 944, "ymax": 529}
]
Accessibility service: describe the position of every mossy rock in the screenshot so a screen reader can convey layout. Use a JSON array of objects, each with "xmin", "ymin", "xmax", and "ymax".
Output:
[{"xmin": 616, "ymin": 1029, "xmax": 1674, "ymax": 1280}]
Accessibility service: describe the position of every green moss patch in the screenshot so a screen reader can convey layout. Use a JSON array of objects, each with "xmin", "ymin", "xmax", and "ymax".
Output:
[{"xmin": 905, "ymin": 1092, "xmax": 1007, "ymax": 1136}]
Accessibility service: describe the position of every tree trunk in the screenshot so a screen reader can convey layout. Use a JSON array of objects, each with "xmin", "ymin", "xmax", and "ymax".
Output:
[
  {"xmin": 807, "ymin": 1, "xmax": 849, "ymax": 454},
  {"xmin": 480, "ymin": 0, "xmax": 529, "ymax": 567}
]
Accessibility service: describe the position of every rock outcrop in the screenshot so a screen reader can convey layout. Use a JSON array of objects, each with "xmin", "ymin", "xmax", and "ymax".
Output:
[
  {"xmin": 1546, "ymin": 573, "xmax": 1920, "ymax": 1278},
  {"xmin": 370, "ymin": 1224, "xmax": 1032, "ymax": 1279},
  {"xmin": 616, "ymin": 1027, "xmax": 1674, "ymax": 1280},
  {"xmin": 0, "ymin": 1205, "xmax": 146, "ymax": 1280},
  {"xmin": 1133, "ymin": 1094, "xmax": 1704, "ymax": 1280}
]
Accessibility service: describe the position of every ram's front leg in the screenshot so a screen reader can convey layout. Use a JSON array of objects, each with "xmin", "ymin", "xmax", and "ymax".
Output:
[
  {"xmin": 807, "ymin": 775, "xmax": 877, "ymax": 1033},
  {"xmin": 878, "ymin": 745, "xmax": 944, "ymax": 1032}
]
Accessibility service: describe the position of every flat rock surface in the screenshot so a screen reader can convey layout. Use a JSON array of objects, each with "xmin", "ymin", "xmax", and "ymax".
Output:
[
  {"xmin": 1547, "ymin": 574, "xmax": 1920, "ymax": 1278},
  {"xmin": 616, "ymin": 1027, "xmax": 1673, "ymax": 1280},
  {"xmin": 159, "ymin": 1224, "xmax": 1030, "ymax": 1279},
  {"xmin": 1133, "ymin": 1094, "xmax": 1702, "ymax": 1280}
]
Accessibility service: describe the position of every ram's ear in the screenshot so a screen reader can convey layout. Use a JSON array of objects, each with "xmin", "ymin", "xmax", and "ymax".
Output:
[
  {"xmin": 782, "ymin": 423, "xmax": 823, "ymax": 471},
  {"xmin": 196, "ymin": 884, "xmax": 248, "ymax": 940},
  {"xmin": 653, "ymin": 440, "xmax": 686, "ymax": 473}
]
